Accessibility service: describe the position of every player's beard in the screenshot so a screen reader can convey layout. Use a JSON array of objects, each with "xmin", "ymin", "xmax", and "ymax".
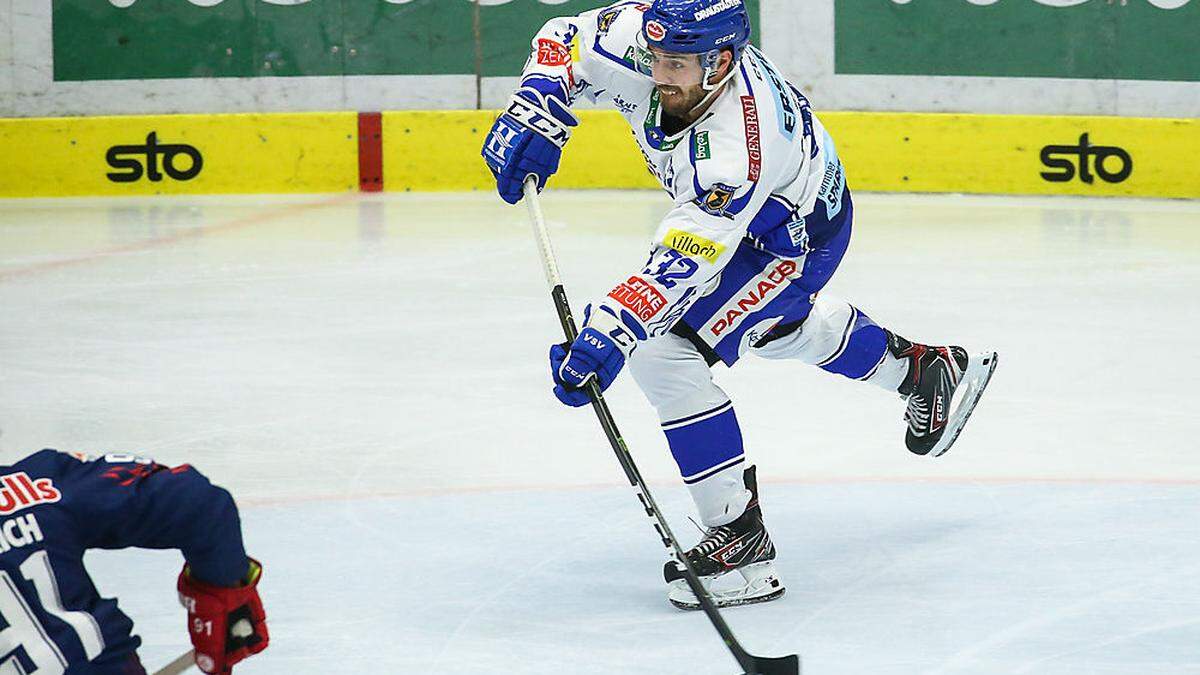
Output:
[{"xmin": 657, "ymin": 84, "xmax": 706, "ymax": 122}]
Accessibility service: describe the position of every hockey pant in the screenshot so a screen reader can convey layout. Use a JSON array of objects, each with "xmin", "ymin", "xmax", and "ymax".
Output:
[{"xmin": 628, "ymin": 221, "xmax": 910, "ymax": 527}]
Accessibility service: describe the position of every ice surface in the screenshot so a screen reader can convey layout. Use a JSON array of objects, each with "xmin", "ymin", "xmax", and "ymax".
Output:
[{"xmin": 1, "ymin": 191, "xmax": 1198, "ymax": 674}]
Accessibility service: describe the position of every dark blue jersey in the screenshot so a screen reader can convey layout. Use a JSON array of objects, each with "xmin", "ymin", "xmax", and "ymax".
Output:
[{"xmin": 0, "ymin": 449, "xmax": 248, "ymax": 674}]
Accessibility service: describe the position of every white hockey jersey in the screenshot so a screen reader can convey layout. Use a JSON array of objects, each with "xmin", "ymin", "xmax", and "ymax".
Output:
[{"xmin": 522, "ymin": 1, "xmax": 849, "ymax": 354}]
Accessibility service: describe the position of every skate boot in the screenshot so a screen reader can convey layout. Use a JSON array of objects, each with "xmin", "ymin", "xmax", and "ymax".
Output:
[
  {"xmin": 663, "ymin": 466, "xmax": 785, "ymax": 610},
  {"xmin": 890, "ymin": 334, "xmax": 998, "ymax": 457}
]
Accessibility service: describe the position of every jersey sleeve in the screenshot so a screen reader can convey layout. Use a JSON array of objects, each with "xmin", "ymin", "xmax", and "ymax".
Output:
[
  {"xmin": 520, "ymin": 2, "xmax": 636, "ymax": 105},
  {"xmin": 589, "ymin": 144, "xmax": 772, "ymax": 350},
  {"xmin": 59, "ymin": 451, "xmax": 249, "ymax": 587}
]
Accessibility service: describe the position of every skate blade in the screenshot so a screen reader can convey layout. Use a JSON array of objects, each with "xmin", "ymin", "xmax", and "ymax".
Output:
[
  {"xmin": 667, "ymin": 562, "xmax": 786, "ymax": 611},
  {"xmin": 929, "ymin": 351, "xmax": 998, "ymax": 457}
]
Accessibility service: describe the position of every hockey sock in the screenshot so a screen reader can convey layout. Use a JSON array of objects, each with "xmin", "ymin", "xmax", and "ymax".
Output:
[{"xmin": 662, "ymin": 401, "xmax": 751, "ymax": 527}]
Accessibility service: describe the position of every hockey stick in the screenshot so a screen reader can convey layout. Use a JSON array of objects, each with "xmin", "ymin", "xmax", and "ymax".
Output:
[
  {"xmin": 522, "ymin": 178, "xmax": 800, "ymax": 675},
  {"xmin": 152, "ymin": 650, "xmax": 195, "ymax": 675}
]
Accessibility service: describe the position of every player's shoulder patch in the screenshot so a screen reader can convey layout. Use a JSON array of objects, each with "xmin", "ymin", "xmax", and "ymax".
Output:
[
  {"xmin": 695, "ymin": 182, "xmax": 739, "ymax": 218},
  {"xmin": 594, "ymin": 3, "xmax": 651, "ymax": 66},
  {"xmin": 596, "ymin": 2, "xmax": 649, "ymax": 33},
  {"xmin": 597, "ymin": 6, "xmax": 622, "ymax": 35}
]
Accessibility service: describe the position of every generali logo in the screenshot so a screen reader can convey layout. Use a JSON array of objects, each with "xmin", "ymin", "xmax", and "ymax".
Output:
[
  {"xmin": 0, "ymin": 473, "xmax": 62, "ymax": 516},
  {"xmin": 740, "ymin": 96, "xmax": 761, "ymax": 181}
]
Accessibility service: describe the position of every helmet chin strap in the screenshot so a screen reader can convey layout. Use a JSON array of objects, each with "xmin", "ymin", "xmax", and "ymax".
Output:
[{"xmin": 688, "ymin": 57, "xmax": 738, "ymax": 116}]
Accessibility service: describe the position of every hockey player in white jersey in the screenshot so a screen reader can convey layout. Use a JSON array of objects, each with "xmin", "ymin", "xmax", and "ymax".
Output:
[{"xmin": 482, "ymin": 0, "xmax": 998, "ymax": 610}]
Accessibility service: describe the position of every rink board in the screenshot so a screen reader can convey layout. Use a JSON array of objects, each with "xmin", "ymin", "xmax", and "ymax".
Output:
[
  {"xmin": 0, "ymin": 113, "xmax": 358, "ymax": 197},
  {"xmin": 827, "ymin": 113, "xmax": 1200, "ymax": 199},
  {"xmin": 390, "ymin": 110, "xmax": 1200, "ymax": 199},
  {"xmin": 1, "ymin": 111, "xmax": 1196, "ymax": 198}
]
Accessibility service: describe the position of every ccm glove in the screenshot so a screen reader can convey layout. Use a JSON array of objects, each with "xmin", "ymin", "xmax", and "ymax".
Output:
[
  {"xmin": 178, "ymin": 558, "xmax": 269, "ymax": 675},
  {"xmin": 549, "ymin": 305, "xmax": 637, "ymax": 407},
  {"xmin": 481, "ymin": 83, "xmax": 579, "ymax": 204}
]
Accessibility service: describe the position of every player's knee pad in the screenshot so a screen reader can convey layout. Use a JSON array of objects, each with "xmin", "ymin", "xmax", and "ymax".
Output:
[
  {"xmin": 628, "ymin": 333, "xmax": 729, "ymax": 422},
  {"xmin": 815, "ymin": 305, "xmax": 887, "ymax": 380},
  {"xmin": 753, "ymin": 294, "xmax": 851, "ymax": 363},
  {"xmin": 753, "ymin": 295, "xmax": 886, "ymax": 379}
]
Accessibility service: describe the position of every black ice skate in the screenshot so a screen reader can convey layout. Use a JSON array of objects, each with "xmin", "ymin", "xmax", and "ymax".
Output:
[
  {"xmin": 890, "ymin": 334, "xmax": 999, "ymax": 457},
  {"xmin": 663, "ymin": 466, "xmax": 785, "ymax": 610}
]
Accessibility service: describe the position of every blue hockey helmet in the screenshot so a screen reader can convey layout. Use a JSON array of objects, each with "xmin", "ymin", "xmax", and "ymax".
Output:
[{"xmin": 641, "ymin": 0, "xmax": 752, "ymax": 68}]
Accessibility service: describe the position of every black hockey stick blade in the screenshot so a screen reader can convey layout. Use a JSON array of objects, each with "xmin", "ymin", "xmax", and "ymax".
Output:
[{"xmin": 742, "ymin": 653, "xmax": 801, "ymax": 675}]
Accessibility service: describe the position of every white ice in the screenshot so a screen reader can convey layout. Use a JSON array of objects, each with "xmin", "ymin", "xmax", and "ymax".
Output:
[{"xmin": 1, "ymin": 191, "xmax": 1198, "ymax": 674}]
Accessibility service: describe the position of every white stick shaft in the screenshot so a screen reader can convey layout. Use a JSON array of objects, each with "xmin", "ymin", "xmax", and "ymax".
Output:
[
  {"xmin": 152, "ymin": 650, "xmax": 195, "ymax": 675},
  {"xmin": 523, "ymin": 178, "xmax": 564, "ymax": 290}
]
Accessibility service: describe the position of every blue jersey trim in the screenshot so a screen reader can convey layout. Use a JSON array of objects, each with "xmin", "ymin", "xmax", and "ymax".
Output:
[
  {"xmin": 748, "ymin": 48, "xmax": 796, "ymax": 143},
  {"xmin": 590, "ymin": 2, "xmax": 649, "ymax": 74},
  {"xmin": 662, "ymin": 400, "xmax": 733, "ymax": 428},
  {"xmin": 683, "ymin": 456, "xmax": 745, "ymax": 485}
]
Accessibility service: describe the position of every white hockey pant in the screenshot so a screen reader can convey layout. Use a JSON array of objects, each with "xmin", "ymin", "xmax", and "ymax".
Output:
[{"xmin": 628, "ymin": 295, "xmax": 910, "ymax": 527}]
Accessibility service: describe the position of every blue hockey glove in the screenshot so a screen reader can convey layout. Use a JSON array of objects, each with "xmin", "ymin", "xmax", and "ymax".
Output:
[
  {"xmin": 548, "ymin": 305, "xmax": 638, "ymax": 407},
  {"xmin": 481, "ymin": 84, "xmax": 578, "ymax": 205},
  {"xmin": 550, "ymin": 328, "xmax": 626, "ymax": 407}
]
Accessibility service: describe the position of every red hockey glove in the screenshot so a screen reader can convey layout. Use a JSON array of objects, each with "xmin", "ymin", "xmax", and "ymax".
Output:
[{"xmin": 177, "ymin": 558, "xmax": 269, "ymax": 675}]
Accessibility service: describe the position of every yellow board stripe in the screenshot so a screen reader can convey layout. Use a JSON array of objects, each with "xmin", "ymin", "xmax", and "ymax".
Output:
[
  {"xmin": 0, "ymin": 113, "xmax": 358, "ymax": 197},
  {"xmin": 384, "ymin": 110, "xmax": 1199, "ymax": 199},
  {"xmin": 823, "ymin": 112, "xmax": 1200, "ymax": 199},
  {"xmin": 1, "ymin": 111, "xmax": 1195, "ymax": 198},
  {"xmin": 384, "ymin": 110, "xmax": 657, "ymax": 193}
]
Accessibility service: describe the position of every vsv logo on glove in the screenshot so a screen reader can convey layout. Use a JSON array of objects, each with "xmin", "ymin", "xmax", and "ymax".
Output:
[{"xmin": 550, "ymin": 326, "xmax": 626, "ymax": 408}]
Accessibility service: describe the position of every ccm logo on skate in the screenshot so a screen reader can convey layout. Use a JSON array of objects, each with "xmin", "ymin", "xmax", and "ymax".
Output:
[
  {"xmin": 718, "ymin": 539, "xmax": 747, "ymax": 563},
  {"xmin": 1040, "ymin": 133, "xmax": 1132, "ymax": 184},
  {"xmin": 106, "ymin": 132, "xmax": 204, "ymax": 183},
  {"xmin": 0, "ymin": 473, "xmax": 61, "ymax": 516}
]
